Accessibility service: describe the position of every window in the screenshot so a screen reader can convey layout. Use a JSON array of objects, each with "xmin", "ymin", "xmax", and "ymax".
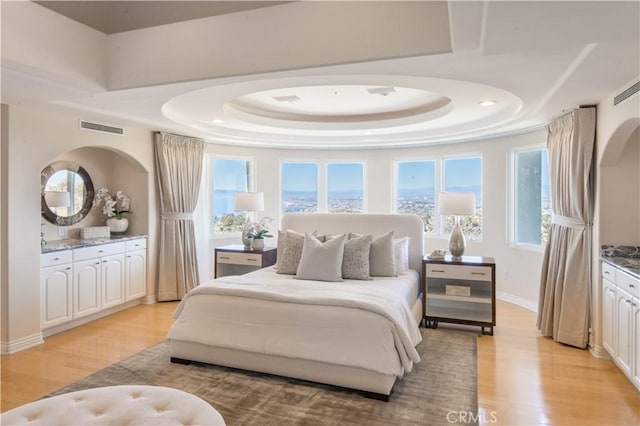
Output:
[
  {"xmin": 442, "ymin": 157, "xmax": 482, "ymax": 238},
  {"xmin": 395, "ymin": 160, "xmax": 436, "ymax": 232},
  {"xmin": 327, "ymin": 162, "xmax": 364, "ymax": 213},
  {"xmin": 512, "ymin": 148, "xmax": 551, "ymax": 246},
  {"xmin": 281, "ymin": 162, "xmax": 318, "ymax": 213},
  {"xmin": 212, "ymin": 157, "xmax": 251, "ymax": 234}
]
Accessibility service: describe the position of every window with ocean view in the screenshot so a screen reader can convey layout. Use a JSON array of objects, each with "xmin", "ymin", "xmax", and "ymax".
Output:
[
  {"xmin": 327, "ymin": 163, "xmax": 364, "ymax": 213},
  {"xmin": 395, "ymin": 160, "xmax": 436, "ymax": 232},
  {"xmin": 442, "ymin": 156, "xmax": 482, "ymax": 238},
  {"xmin": 512, "ymin": 147, "xmax": 551, "ymax": 247},
  {"xmin": 212, "ymin": 157, "xmax": 251, "ymax": 234},
  {"xmin": 282, "ymin": 162, "xmax": 318, "ymax": 213}
]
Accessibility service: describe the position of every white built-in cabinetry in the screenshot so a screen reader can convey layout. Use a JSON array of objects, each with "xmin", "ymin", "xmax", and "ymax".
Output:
[
  {"xmin": 601, "ymin": 260, "xmax": 640, "ymax": 391},
  {"xmin": 40, "ymin": 237, "xmax": 147, "ymax": 334}
]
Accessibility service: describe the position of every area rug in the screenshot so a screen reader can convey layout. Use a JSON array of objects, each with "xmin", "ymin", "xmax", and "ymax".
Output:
[{"xmin": 50, "ymin": 329, "xmax": 478, "ymax": 425}]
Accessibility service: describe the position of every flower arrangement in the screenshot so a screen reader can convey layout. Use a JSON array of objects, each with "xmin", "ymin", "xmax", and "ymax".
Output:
[
  {"xmin": 93, "ymin": 188, "xmax": 131, "ymax": 219},
  {"xmin": 247, "ymin": 217, "xmax": 273, "ymax": 240}
]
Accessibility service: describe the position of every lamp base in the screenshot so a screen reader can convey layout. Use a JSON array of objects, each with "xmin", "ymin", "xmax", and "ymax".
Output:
[
  {"xmin": 241, "ymin": 220, "xmax": 254, "ymax": 250},
  {"xmin": 448, "ymin": 216, "xmax": 466, "ymax": 258}
]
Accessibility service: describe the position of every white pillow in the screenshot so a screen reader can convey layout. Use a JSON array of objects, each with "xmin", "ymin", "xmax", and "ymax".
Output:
[
  {"xmin": 393, "ymin": 236, "xmax": 411, "ymax": 275},
  {"xmin": 295, "ymin": 234, "xmax": 347, "ymax": 282},
  {"xmin": 352, "ymin": 231, "xmax": 396, "ymax": 277}
]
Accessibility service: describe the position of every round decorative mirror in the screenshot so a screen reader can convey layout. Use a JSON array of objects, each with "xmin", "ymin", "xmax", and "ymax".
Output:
[{"xmin": 41, "ymin": 161, "xmax": 94, "ymax": 226}]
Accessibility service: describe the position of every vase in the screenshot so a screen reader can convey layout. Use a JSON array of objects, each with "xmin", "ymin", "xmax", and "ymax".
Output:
[
  {"xmin": 251, "ymin": 238, "xmax": 265, "ymax": 250},
  {"xmin": 106, "ymin": 217, "xmax": 129, "ymax": 235}
]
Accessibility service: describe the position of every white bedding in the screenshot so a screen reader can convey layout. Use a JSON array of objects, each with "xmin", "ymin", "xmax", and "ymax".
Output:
[{"xmin": 168, "ymin": 269, "xmax": 422, "ymax": 377}]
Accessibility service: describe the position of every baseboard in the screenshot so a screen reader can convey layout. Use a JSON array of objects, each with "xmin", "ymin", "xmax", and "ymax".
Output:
[
  {"xmin": 142, "ymin": 295, "xmax": 157, "ymax": 305},
  {"xmin": 496, "ymin": 291, "xmax": 538, "ymax": 312},
  {"xmin": 1, "ymin": 332, "xmax": 44, "ymax": 355},
  {"xmin": 589, "ymin": 344, "xmax": 612, "ymax": 359}
]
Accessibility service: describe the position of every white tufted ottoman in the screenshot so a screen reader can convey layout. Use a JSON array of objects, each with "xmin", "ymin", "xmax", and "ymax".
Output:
[{"xmin": 0, "ymin": 385, "xmax": 225, "ymax": 425}]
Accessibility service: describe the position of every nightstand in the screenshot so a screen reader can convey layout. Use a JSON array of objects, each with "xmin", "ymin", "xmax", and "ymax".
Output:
[
  {"xmin": 422, "ymin": 255, "xmax": 496, "ymax": 335},
  {"xmin": 214, "ymin": 245, "xmax": 277, "ymax": 278}
]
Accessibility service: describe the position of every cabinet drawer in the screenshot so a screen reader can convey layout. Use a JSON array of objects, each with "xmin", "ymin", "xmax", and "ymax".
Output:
[
  {"xmin": 74, "ymin": 242, "xmax": 126, "ymax": 262},
  {"xmin": 616, "ymin": 269, "xmax": 640, "ymax": 298},
  {"xmin": 217, "ymin": 251, "xmax": 262, "ymax": 266},
  {"xmin": 426, "ymin": 264, "xmax": 492, "ymax": 282},
  {"xmin": 126, "ymin": 239, "xmax": 147, "ymax": 251},
  {"xmin": 602, "ymin": 262, "xmax": 617, "ymax": 281},
  {"xmin": 41, "ymin": 250, "xmax": 73, "ymax": 268}
]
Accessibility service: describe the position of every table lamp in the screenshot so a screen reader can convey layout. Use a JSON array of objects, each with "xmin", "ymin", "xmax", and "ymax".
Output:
[
  {"xmin": 439, "ymin": 192, "xmax": 475, "ymax": 258},
  {"xmin": 234, "ymin": 192, "xmax": 264, "ymax": 250}
]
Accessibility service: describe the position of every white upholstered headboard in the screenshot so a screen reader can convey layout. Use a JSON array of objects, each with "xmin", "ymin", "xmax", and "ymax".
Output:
[{"xmin": 281, "ymin": 213, "xmax": 425, "ymax": 272}]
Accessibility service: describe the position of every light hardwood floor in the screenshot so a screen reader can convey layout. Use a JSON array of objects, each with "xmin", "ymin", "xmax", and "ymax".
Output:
[{"xmin": 1, "ymin": 300, "xmax": 639, "ymax": 425}]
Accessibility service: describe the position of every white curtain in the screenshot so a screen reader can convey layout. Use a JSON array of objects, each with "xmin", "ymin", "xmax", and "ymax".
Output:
[
  {"xmin": 154, "ymin": 132, "xmax": 205, "ymax": 301},
  {"xmin": 537, "ymin": 107, "xmax": 596, "ymax": 348}
]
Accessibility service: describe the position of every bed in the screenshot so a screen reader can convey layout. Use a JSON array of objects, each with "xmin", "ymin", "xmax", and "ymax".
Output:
[{"xmin": 168, "ymin": 213, "xmax": 425, "ymax": 400}]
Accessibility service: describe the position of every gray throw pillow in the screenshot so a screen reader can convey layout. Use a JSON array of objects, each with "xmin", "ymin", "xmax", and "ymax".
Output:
[
  {"xmin": 331, "ymin": 234, "xmax": 372, "ymax": 280},
  {"xmin": 277, "ymin": 230, "xmax": 307, "ymax": 275},
  {"xmin": 295, "ymin": 233, "xmax": 347, "ymax": 282},
  {"xmin": 351, "ymin": 231, "xmax": 396, "ymax": 277}
]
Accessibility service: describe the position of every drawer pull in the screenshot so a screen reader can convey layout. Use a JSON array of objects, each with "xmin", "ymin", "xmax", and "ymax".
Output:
[
  {"xmin": 103, "ymin": 260, "xmax": 107, "ymax": 263},
  {"xmin": 127, "ymin": 255, "xmax": 132, "ymax": 258},
  {"xmin": 95, "ymin": 262, "xmax": 100, "ymax": 265},
  {"xmin": 66, "ymin": 267, "xmax": 71, "ymax": 270},
  {"xmin": 604, "ymin": 271, "xmax": 610, "ymax": 275},
  {"xmin": 247, "ymin": 258, "xmax": 258, "ymax": 262},
  {"xmin": 431, "ymin": 269, "xmax": 445, "ymax": 273},
  {"xmin": 471, "ymin": 272, "xmax": 486, "ymax": 276},
  {"xmin": 629, "ymin": 284, "xmax": 636, "ymax": 289},
  {"xmin": 99, "ymin": 250, "xmax": 104, "ymax": 253},
  {"xmin": 219, "ymin": 256, "xmax": 230, "ymax": 260},
  {"xmin": 54, "ymin": 257, "xmax": 60, "ymax": 261}
]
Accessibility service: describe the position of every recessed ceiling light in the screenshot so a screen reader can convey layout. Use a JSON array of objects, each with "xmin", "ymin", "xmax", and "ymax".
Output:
[
  {"xmin": 212, "ymin": 119, "xmax": 224, "ymax": 124},
  {"xmin": 479, "ymin": 100, "xmax": 496, "ymax": 107}
]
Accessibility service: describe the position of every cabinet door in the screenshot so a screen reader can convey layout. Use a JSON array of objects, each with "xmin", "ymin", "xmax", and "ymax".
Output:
[
  {"xmin": 615, "ymin": 288, "xmax": 633, "ymax": 377},
  {"xmin": 41, "ymin": 264, "xmax": 73, "ymax": 328},
  {"xmin": 602, "ymin": 278, "xmax": 617, "ymax": 356},
  {"xmin": 126, "ymin": 249, "xmax": 147, "ymax": 300},
  {"xmin": 633, "ymin": 299, "xmax": 640, "ymax": 390},
  {"xmin": 102, "ymin": 253, "xmax": 125, "ymax": 309},
  {"xmin": 73, "ymin": 259, "xmax": 102, "ymax": 318}
]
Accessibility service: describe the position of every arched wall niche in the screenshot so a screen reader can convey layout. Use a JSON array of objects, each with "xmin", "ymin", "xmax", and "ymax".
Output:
[
  {"xmin": 41, "ymin": 145, "xmax": 150, "ymax": 242},
  {"xmin": 599, "ymin": 120, "xmax": 640, "ymax": 245}
]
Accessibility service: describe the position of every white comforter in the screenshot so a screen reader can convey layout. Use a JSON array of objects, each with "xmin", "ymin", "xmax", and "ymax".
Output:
[{"xmin": 168, "ymin": 272, "xmax": 422, "ymax": 377}]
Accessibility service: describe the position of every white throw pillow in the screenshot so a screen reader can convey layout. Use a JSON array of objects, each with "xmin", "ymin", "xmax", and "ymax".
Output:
[
  {"xmin": 352, "ymin": 231, "xmax": 396, "ymax": 277},
  {"xmin": 296, "ymin": 233, "xmax": 347, "ymax": 282},
  {"xmin": 393, "ymin": 236, "xmax": 411, "ymax": 275}
]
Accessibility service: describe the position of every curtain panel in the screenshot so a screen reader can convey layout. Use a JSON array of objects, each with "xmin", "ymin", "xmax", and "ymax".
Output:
[
  {"xmin": 537, "ymin": 107, "xmax": 596, "ymax": 348},
  {"xmin": 154, "ymin": 132, "xmax": 205, "ymax": 301}
]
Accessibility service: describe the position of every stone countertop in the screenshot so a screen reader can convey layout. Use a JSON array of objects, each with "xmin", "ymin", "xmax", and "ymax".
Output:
[
  {"xmin": 601, "ymin": 245, "xmax": 640, "ymax": 280},
  {"xmin": 42, "ymin": 234, "xmax": 147, "ymax": 253}
]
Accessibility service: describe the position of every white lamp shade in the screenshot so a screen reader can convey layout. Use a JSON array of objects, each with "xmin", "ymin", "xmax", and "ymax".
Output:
[
  {"xmin": 45, "ymin": 191, "xmax": 71, "ymax": 208},
  {"xmin": 234, "ymin": 192, "xmax": 264, "ymax": 212},
  {"xmin": 439, "ymin": 192, "xmax": 475, "ymax": 215}
]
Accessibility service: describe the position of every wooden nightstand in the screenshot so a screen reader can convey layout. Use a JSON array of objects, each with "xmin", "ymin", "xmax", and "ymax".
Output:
[
  {"xmin": 422, "ymin": 255, "xmax": 496, "ymax": 335},
  {"xmin": 214, "ymin": 245, "xmax": 277, "ymax": 278}
]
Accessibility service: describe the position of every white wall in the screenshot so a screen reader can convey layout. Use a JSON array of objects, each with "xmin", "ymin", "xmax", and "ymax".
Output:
[
  {"xmin": 590, "ymin": 77, "xmax": 640, "ymax": 355},
  {"xmin": 205, "ymin": 129, "xmax": 547, "ymax": 310},
  {"xmin": 1, "ymin": 103, "xmax": 157, "ymax": 352}
]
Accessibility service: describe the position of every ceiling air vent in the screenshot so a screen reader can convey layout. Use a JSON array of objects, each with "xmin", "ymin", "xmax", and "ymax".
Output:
[
  {"xmin": 79, "ymin": 120, "xmax": 124, "ymax": 135},
  {"xmin": 367, "ymin": 87, "xmax": 396, "ymax": 97},
  {"xmin": 614, "ymin": 81, "xmax": 639, "ymax": 106}
]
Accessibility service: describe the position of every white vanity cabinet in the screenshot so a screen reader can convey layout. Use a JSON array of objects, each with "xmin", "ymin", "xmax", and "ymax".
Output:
[
  {"xmin": 40, "ymin": 251, "xmax": 73, "ymax": 328},
  {"xmin": 40, "ymin": 237, "xmax": 147, "ymax": 334},
  {"xmin": 125, "ymin": 239, "xmax": 147, "ymax": 300},
  {"xmin": 601, "ymin": 260, "xmax": 640, "ymax": 391}
]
